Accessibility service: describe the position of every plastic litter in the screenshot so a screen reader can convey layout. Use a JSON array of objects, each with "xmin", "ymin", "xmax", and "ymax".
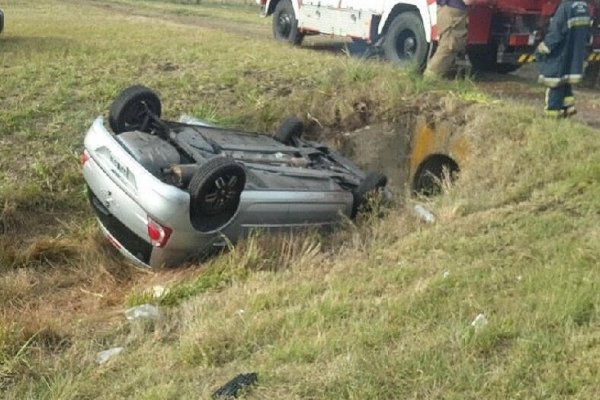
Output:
[
  {"xmin": 471, "ymin": 313, "xmax": 488, "ymax": 330},
  {"xmin": 124, "ymin": 304, "xmax": 161, "ymax": 321},
  {"xmin": 212, "ymin": 373, "xmax": 258, "ymax": 399},
  {"xmin": 96, "ymin": 347, "xmax": 124, "ymax": 365},
  {"xmin": 414, "ymin": 204, "xmax": 435, "ymax": 223}
]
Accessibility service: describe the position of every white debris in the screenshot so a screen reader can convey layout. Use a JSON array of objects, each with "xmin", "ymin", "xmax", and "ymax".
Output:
[
  {"xmin": 178, "ymin": 114, "xmax": 214, "ymax": 127},
  {"xmin": 443, "ymin": 271, "xmax": 450, "ymax": 279},
  {"xmin": 413, "ymin": 204, "xmax": 435, "ymax": 223},
  {"xmin": 96, "ymin": 347, "xmax": 124, "ymax": 365},
  {"xmin": 124, "ymin": 304, "xmax": 161, "ymax": 321},
  {"xmin": 152, "ymin": 285, "xmax": 168, "ymax": 298},
  {"xmin": 471, "ymin": 313, "xmax": 488, "ymax": 330}
]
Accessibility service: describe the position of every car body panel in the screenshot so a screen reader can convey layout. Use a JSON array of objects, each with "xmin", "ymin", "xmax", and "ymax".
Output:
[{"xmin": 83, "ymin": 116, "xmax": 363, "ymax": 267}]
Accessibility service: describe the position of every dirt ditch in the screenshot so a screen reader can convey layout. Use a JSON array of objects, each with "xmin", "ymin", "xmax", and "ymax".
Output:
[{"xmin": 317, "ymin": 93, "xmax": 474, "ymax": 197}]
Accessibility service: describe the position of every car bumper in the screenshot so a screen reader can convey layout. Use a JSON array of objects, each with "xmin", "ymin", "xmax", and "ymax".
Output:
[
  {"xmin": 83, "ymin": 118, "xmax": 221, "ymax": 267},
  {"xmin": 84, "ymin": 155, "xmax": 222, "ymax": 268}
]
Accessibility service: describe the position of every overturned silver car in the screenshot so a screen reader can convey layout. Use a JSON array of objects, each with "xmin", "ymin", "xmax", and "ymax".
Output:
[{"xmin": 82, "ymin": 86, "xmax": 387, "ymax": 267}]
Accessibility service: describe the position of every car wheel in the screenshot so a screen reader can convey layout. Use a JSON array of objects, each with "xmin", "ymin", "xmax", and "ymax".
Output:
[
  {"xmin": 189, "ymin": 157, "xmax": 246, "ymax": 233},
  {"xmin": 274, "ymin": 117, "xmax": 304, "ymax": 145},
  {"xmin": 352, "ymin": 172, "xmax": 388, "ymax": 217},
  {"xmin": 109, "ymin": 85, "xmax": 162, "ymax": 134},
  {"xmin": 382, "ymin": 12, "xmax": 428, "ymax": 69},
  {"xmin": 272, "ymin": 0, "xmax": 304, "ymax": 45}
]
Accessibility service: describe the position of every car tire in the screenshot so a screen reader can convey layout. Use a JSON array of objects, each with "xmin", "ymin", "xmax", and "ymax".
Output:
[
  {"xmin": 274, "ymin": 117, "xmax": 304, "ymax": 145},
  {"xmin": 352, "ymin": 172, "xmax": 388, "ymax": 217},
  {"xmin": 109, "ymin": 85, "xmax": 162, "ymax": 134},
  {"xmin": 382, "ymin": 12, "xmax": 428, "ymax": 69},
  {"xmin": 189, "ymin": 157, "xmax": 246, "ymax": 233},
  {"xmin": 272, "ymin": 0, "xmax": 304, "ymax": 45}
]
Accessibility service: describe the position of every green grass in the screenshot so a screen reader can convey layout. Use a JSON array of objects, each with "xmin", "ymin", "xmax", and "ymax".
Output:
[
  {"xmin": 1, "ymin": 0, "xmax": 599, "ymax": 398},
  {"xmin": 102, "ymin": 0, "xmax": 266, "ymax": 25}
]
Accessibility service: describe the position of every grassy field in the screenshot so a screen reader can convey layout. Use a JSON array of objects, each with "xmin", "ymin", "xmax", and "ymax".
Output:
[{"xmin": 1, "ymin": 0, "xmax": 599, "ymax": 398}]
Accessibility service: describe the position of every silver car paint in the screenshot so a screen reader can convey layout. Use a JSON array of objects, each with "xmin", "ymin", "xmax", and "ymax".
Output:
[{"xmin": 84, "ymin": 117, "xmax": 354, "ymax": 267}]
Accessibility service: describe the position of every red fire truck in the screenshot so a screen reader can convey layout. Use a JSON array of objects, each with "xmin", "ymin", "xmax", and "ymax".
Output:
[{"xmin": 257, "ymin": 0, "xmax": 600, "ymax": 73}]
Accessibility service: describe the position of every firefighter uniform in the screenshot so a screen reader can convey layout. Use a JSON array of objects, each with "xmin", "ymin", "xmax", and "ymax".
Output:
[
  {"xmin": 424, "ymin": 0, "xmax": 469, "ymax": 78},
  {"xmin": 537, "ymin": 0, "xmax": 591, "ymax": 117}
]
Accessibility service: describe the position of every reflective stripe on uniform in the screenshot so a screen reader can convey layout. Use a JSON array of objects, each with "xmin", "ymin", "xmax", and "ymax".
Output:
[
  {"xmin": 567, "ymin": 16, "xmax": 591, "ymax": 28},
  {"xmin": 539, "ymin": 75, "xmax": 563, "ymax": 87},
  {"xmin": 544, "ymin": 109, "xmax": 565, "ymax": 117},
  {"xmin": 563, "ymin": 96, "xmax": 575, "ymax": 107},
  {"xmin": 539, "ymin": 74, "xmax": 583, "ymax": 86},
  {"xmin": 565, "ymin": 74, "xmax": 583, "ymax": 84}
]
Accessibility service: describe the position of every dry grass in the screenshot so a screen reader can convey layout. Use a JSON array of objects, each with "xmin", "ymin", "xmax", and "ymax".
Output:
[{"xmin": 1, "ymin": 0, "xmax": 599, "ymax": 398}]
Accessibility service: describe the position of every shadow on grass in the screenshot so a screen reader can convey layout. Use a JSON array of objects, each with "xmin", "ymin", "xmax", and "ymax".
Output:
[
  {"xmin": 303, "ymin": 39, "xmax": 381, "ymax": 60},
  {"xmin": 0, "ymin": 36, "xmax": 74, "ymax": 52}
]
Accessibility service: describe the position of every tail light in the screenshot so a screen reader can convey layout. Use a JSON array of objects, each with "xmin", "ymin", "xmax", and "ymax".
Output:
[
  {"xmin": 508, "ymin": 34, "xmax": 534, "ymax": 47},
  {"xmin": 147, "ymin": 217, "xmax": 173, "ymax": 248},
  {"xmin": 80, "ymin": 149, "xmax": 90, "ymax": 166}
]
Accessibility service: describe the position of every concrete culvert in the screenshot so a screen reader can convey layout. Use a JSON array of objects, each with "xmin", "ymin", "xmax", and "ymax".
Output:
[{"xmin": 412, "ymin": 154, "xmax": 460, "ymax": 196}]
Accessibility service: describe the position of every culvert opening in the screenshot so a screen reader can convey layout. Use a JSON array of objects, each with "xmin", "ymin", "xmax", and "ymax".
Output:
[{"xmin": 412, "ymin": 154, "xmax": 460, "ymax": 196}]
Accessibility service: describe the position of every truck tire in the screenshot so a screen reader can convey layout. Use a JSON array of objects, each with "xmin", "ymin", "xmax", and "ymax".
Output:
[
  {"xmin": 582, "ymin": 62, "xmax": 600, "ymax": 88},
  {"xmin": 272, "ymin": 0, "xmax": 304, "ymax": 45},
  {"xmin": 109, "ymin": 85, "xmax": 162, "ymax": 134},
  {"xmin": 189, "ymin": 157, "xmax": 246, "ymax": 233},
  {"xmin": 468, "ymin": 46, "xmax": 521, "ymax": 74},
  {"xmin": 382, "ymin": 12, "xmax": 428, "ymax": 69}
]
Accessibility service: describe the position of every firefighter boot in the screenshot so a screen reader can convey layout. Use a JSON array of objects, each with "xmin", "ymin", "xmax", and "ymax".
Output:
[{"xmin": 563, "ymin": 86, "xmax": 576, "ymax": 117}]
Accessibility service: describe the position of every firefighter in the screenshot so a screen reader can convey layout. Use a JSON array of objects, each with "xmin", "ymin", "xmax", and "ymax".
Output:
[
  {"xmin": 424, "ymin": 0, "xmax": 494, "ymax": 78},
  {"xmin": 537, "ymin": 0, "xmax": 591, "ymax": 117}
]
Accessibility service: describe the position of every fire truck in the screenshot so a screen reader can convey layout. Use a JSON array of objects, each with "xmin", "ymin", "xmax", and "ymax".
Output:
[{"xmin": 257, "ymin": 0, "xmax": 600, "ymax": 73}]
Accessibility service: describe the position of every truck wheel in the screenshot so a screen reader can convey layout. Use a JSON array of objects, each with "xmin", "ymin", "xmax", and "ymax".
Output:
[
  {"xmin": 352, "ymin": 172, "xmax": 388, "ymax": 217},
  {"xmin": 272, "ymin": 0, "xmax": 304, "ymax": 45},
  {"xmin": 109, "ymin": 85, "xmax": 161, "ymax": 134},
  {"xmin": 582, "ymin": 63, "xmax": 600, "ymax": 88},
  {"xmin": 382, "ymin": 12, "xmax": 428, "ymax": 69},
  {"xmin": 274, "ymin": 117, "xmax": 304, "ymax": 146},
  {"xmin": 189, "ymin": 157, "xmax": 246, "ymax": 233},
  {"xmin": 468, "ymin": 46, "xmax": 521, "ymax": 74}
]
